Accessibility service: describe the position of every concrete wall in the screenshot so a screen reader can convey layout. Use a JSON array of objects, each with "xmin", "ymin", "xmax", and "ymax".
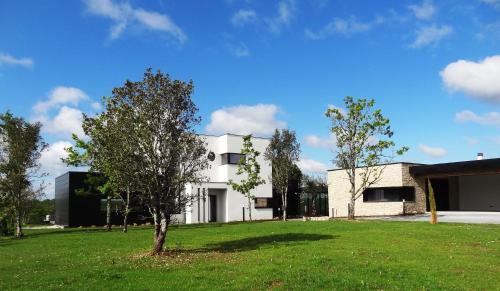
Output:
[
  {"xmin": 458, "ymin": 174, "xmax": 500, "ymax": 211},
  {"xmin": 328, "ymin": 163, "xmax": 426, "ymax": 217}
]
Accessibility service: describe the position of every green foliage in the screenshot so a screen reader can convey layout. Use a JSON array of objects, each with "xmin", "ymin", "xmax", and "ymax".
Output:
[
  {"xmin": 301, "ymin": 175, "xmax": 328, "ymax": 195},
  {"xmin": 0, "ymin": 111, "xmax": 47, "ymax": 237},
  {"xmin": 229, "ymin": 135, "xmax": 266, "ymax": 197},
  {"xmin": 96, "ymin": 68, "xmax": 209, "ymax": 252},
  {"xmin": 325, "ymin": 97, "xmax": 408, "ymax": 218},
  {"xmin": 25, "ymin": 199, "xmax": 54, "ymax": 225},
  {"xmin": 264, "ymin": 129, "xmax": 301, "ymax": 220},
  {"xmin": 1, "ymin": 221, "xmax": 499, "ymax": 290},
  {"xmin": 228, "ymin": 135, "xmax": 266, "ymax": 221}
]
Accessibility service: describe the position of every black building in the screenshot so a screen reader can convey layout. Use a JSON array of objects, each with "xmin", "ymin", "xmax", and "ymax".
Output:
[{"xmin": 55, "ymin": 172, "xmax": 149, "ymax": 227}]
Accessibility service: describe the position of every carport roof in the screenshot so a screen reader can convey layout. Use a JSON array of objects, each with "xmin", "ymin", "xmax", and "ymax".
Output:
[{"xmin": 409, "ymin": 158, "xmax": 500, "ymax": 177}]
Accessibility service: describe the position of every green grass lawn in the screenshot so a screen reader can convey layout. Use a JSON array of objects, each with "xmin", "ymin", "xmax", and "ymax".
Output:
[{"xmin": 1, "ymin": 220, "xmax": 499, "ymax": 290}]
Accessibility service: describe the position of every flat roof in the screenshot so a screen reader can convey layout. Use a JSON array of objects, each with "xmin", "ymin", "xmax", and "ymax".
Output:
[
  {"xmin": 409, "ymin": 158, "xmax": 500, "ymax": 177},
  {"xmin": 198, "ymin": 133, "xmax": 271, "ymax": 140},
  {"xmin": 327, "ymin": 162, "xmax": 424, "ymax": 172}
]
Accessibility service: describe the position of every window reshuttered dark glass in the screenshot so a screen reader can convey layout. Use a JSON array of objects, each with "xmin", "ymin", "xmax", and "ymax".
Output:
[
  {"xmin": 254, "ymin": 198, "xmax": 272, "ymax": 208},
  {"xmin": 221, "ymin": 153, "xmax": 245, "ymax": 165},
  {"xmin": 363, "ymin": 187, "xmax": 415, "ymax": 202}
]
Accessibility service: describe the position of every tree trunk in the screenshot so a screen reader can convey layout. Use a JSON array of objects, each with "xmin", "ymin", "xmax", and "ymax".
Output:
[
  {"xmin": 15, "ymin": 212, "xmax": 23, "ymax": 238},
  {"xmin": 123, "ymin": 186, "xmax": 130, "ymax": 233},
  {"xmin": 348, "ymin": 179, "xmax": 356, "ymax": 220},
  {"xmin": 247, "ymin": 196, "xmax": 252, "ymax": 222},
  {"xmin": 151, "ymin": 213, "xmax": 169, "ymax": 255},
  {"xmin": 427, "ymin": 179, "xmax": 438, "ymax": 224},
  {"xmin": 106, "ymin": 196, "xmax": 112, "ymax": 231},
  {"xmin": 282, "ymin": 185, "xmax": 288, "ymax": 221}
]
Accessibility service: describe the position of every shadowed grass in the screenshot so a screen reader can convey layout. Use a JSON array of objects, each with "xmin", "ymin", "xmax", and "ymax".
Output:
[{"xmin": 1, "ymin": 220, "xmax": 499, "ymax": 290}]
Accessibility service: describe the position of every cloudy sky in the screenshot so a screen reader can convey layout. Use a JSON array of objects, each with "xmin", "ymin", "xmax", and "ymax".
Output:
[{"xmin": 1, "ymin": 0, "xmax": 500, "ymax": 198}]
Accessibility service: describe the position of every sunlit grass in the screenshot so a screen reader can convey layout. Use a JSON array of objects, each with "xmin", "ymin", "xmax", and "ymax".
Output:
[{"xmin": 1, "ymin": 220, "xmax": 499, "ymax": 290}]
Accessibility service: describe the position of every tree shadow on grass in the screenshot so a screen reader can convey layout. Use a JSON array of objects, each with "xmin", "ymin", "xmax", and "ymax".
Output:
[
  {"xmin": 199, "ymin": 233, "xmax": 338, "ymax": 253},
  {"xmin": 172, "ymin": 220, "xmax": 271, "ymax": 230},
  {"xmin": 1, "ymin": 228, "xmax": 110, "ymax": 242}
]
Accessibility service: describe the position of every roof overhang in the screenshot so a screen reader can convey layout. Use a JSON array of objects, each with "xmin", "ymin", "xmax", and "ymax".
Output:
[{"xmin": 409, "ymin": 158, "xmax": 500, "ymax": 177}]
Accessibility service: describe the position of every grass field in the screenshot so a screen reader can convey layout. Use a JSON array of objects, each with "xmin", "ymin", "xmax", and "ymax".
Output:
[{"xmin": 1, "ymin": 220, "xmax": 499, "ymax": 290}]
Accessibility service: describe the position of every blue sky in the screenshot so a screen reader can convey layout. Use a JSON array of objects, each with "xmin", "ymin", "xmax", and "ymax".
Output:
[{"xmin": 1, "ymin": 0, "xmax": 500, "ymax": 197}]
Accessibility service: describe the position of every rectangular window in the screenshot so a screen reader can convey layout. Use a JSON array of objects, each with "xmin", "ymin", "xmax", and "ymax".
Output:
[
  {"xmin": 363, "ymin": 187, "xmax": 415, "ymax": 202},
  {"xmin": 100, "ymin": 198, "xmax": 123, "ymax": 212},
  {"xmin": 221, "ymin": 153, "xmax": 245, "ymax": 165},
  {"xmin": 254, "ymin": 198, "xmax": 272, "ymax": 208}
]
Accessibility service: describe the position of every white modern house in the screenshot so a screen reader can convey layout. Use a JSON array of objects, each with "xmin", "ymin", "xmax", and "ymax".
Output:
[
  {"xmin": 328, "ymin": 155, "xmax": 500, "ymax": 218},
  {"xmin": 181, "ymin": 134, "xmax": 273, "ymax": 224}
]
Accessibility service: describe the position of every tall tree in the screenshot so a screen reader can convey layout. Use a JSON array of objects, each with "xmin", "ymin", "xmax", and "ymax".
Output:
[
  {"xmin": 0, "ymin": 112, "xmax": 47, "ymax": 238},
  {"xmin": 326, "ymin": 97, "xmax": 408, "ymax": 220},
  {"xmin": 82, "ymin": 100, "xmax": 140, "ymax": 233},
  {"xmin": 264, "ymin": 129, "xmax": 300, "ymax": 221},
  {"xmin": 229, "ymin": 135, "xmax": 266, "ymax": 222},
  {"xmin": 102, "ymin": 68, "xmax": 209, "ymax": 254}
]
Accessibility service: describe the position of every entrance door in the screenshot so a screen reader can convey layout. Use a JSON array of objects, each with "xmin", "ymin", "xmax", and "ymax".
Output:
[
  {"xmin": 209, "ymin": 195, "xmax": 217, "ymax": 222},
  {"xmin": 427, "ymin": 178, "xmax": 450, "ymax": 211}
]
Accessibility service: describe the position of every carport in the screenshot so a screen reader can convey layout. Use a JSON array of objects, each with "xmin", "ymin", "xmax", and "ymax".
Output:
[{"xmin": 409, "ymin": 158, "xmax": 500, "ymax": 212}]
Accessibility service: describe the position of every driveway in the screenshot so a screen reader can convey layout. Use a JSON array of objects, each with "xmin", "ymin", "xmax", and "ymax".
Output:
[{"xmin": 362, "ymin": 211, "xmax": 500, "ymax": 224}]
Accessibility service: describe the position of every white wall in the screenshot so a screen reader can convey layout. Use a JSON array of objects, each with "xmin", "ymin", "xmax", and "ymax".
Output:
[
  {"xmin": 458, "ymin": 174, "xmax": 500, "ymax": 211},
  {"xmin": 186, "ymin": 134, "xmax": 273, "ymax": 223}
]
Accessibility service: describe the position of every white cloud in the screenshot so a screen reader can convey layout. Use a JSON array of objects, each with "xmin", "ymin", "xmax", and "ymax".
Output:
[
  {"xmin": 480, "ymin": 0, "xmax": 500, "ymax": 9},
  {"xmin": 408, "ymin": 0, "xmax": 437, "ymax": 20},
  {"xmin": 305, "ymin": 134, "xmax": 336, "ymax": 149},
  {"xmin": 441, "ymin": 55, "xmax": 500, "ymax": 104},
  {"xmin": 227, "ymin": 42, "xmax": 250, "ymax": 57},
  {"xmin": 455, "ymin": 110, "xmax": 500, "ymax": 127},
  {"xmin": 39, "ymin": 141, "xmax": 82, "ymax": 198},
  {"xmin": 297, "ymin": 158, "xmax": 329, "ymax": 174},
  {"xmin": 91, "ymin": 101, "xmax": 102, "ymax": 111},
  {"xmin": 40, "ymin": 106, "xmax": 85, "ymax": 137},
  {"xmin": 464, "ymin": 136, "xmax": 480, "ymax": 145},
  {"xmin": 230, "ymin": 9, "xmax": 257, "ymax": 26},
  {"xmin": 84, "ymin": 0, "xmax": 186, "ymax": 43},
  {"xmin": 33, "ymin": 86, "xmax": 89, "ymax": 114},
  {"xmin": 410, "ymin": 24, "xmax": 452, "ymax": 48},
  {"xmin": 267, "ymin": 0, "xmax": 295, "ymax": 34},
  {"xmin": 205, "ymin": 104, "xmax": 286, "ymax": 136},
  {"xmin": 327, "ymin": 104, "xmax": 346, "ymax": 116},
  {"xmin": 305, "ymin": 17, "xmax": 371, "ymax": 39},
  {"xmin": 31, "ymin": 86, "xmax": 92, "ymax": 138},
  {"xmin": 418, "ymin": 144, "xmax": 447, "ymax": 158},
  {"xmin": 40, "ymin": 141, "xmax": 72, "ymax": 176},
  {"xmin": 0, "ymin": 53, "xmax": 33, "ymax": 68}
]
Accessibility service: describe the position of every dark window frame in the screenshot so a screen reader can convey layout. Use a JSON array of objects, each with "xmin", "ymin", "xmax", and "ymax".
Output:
[
  {"xmin": 254, "ymin": 197, "xmax": 272, "ymax": 208},
  {"xmin": 221, "ymin": 153, "xmax": 246, "ymax": 165},
  {"xmin": 362, "ymin": 186, "xmax": 415, "ymax": 203}
]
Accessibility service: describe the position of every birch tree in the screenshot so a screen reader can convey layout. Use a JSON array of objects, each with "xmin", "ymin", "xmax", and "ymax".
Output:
[
  {"xmin": 228, "ymin": 135, "xmax": 266, "ymax": 222},
  {"xmin": 264, "ymin": 129, "xmax": 300, "ymax": 221},
  {"xmin": 0, "ymin": 112, "xmax": 47, "ymax": 238},
  {"xmin": 326, "ymin": 97, "xmax": 408, "ymax": 220}
]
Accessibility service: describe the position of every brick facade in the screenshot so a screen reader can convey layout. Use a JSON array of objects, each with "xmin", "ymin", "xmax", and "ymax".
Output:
[{"xmin": 328, "ymin": 163, "xmax": 426, "ymax": 218}]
